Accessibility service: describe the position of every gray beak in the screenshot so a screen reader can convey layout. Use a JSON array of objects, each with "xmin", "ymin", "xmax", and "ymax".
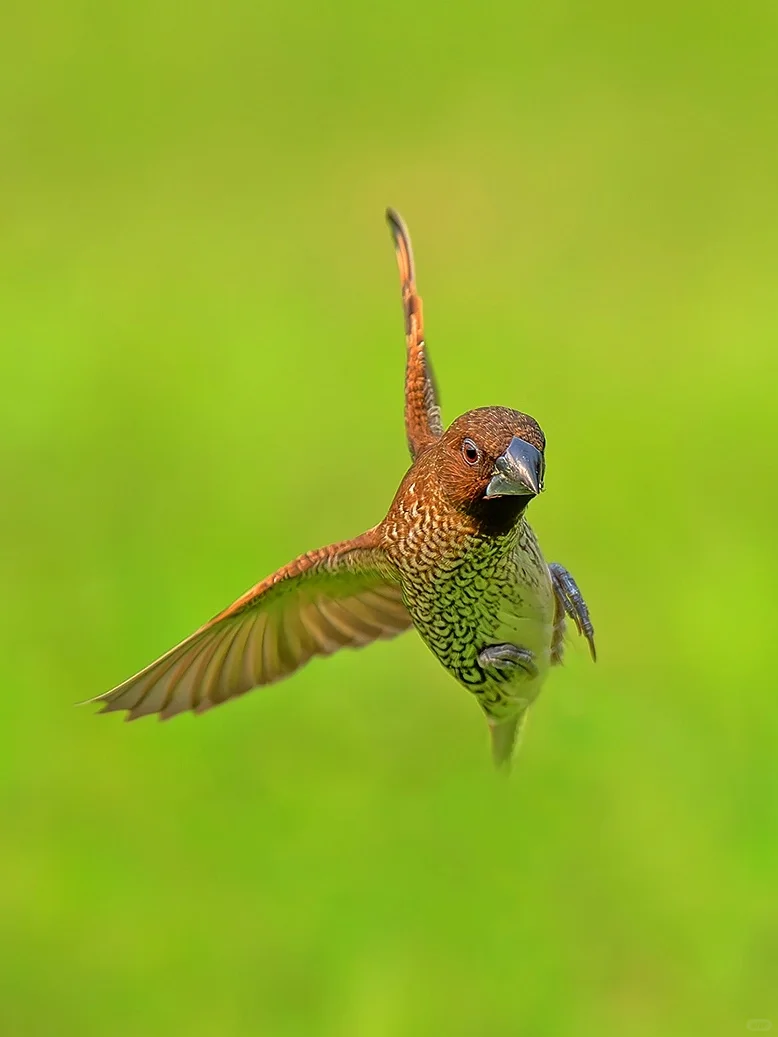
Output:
[{"xmin": 485, "ymin": 437, "xmax": 544, "ymax": 499}]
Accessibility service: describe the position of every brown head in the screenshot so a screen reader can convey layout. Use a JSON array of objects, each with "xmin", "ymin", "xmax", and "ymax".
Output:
[{"xmin": 419, "ymin": 406, "xmax": 546, "ymax": 534}]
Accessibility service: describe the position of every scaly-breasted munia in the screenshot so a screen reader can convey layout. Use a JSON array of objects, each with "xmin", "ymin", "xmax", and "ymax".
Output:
[{"xmin": 91, "ymin": 210, "xmax": 595, "ymax": 768}]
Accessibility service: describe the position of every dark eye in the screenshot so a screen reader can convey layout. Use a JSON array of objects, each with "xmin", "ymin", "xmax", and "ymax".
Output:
[{"xmin": 462, "ymin": 438, "xmax": 480, "ymax": 465}]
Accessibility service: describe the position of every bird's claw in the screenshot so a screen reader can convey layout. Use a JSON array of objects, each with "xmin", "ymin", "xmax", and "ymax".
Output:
[
  {"xmin": 478, "ymin": 643, "xmax": 538, "ymax": 681},
  {"xmin": 549, "ymin": 562, "xmax": 596, "ymax": 661}
]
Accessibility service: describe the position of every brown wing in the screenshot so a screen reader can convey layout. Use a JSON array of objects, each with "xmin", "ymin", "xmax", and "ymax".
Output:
[
  {"xmin": 90, "ymin": 533, "xmax": 411, "ymax": 721},
  {"xmin": 386, "ymin": 208, "xmax": 443, "ymax": 458}
]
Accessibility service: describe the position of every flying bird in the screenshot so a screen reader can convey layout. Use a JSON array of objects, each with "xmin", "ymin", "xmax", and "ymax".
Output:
[{"xmin": 91, "ymin": 209, "xmax": 595, "ymax": 768}]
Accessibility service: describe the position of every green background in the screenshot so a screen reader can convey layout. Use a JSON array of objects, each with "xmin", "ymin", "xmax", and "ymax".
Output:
[{"xmin": 2, "ymin": 2, "xmax": 776, "ymax": 1034}]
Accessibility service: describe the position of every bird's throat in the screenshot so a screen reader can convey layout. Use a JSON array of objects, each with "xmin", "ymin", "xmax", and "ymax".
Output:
[{"xmin": 467, "ymin": 494, "xmax": 530, "ymax": 537}]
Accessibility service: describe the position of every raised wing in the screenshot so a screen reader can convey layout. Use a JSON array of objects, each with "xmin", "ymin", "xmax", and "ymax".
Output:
[
  {"xmin": 90, "ymin": 533, "xmax": 410, "ymax": 721},
  {"xmin": 386, "ymin": 208, "xmax": 443, "ymax": 458}
]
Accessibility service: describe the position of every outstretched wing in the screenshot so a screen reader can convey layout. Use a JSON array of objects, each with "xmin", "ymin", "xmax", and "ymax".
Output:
[
  {"xmin": 386, "ymin": 208, "xmax": 443, "ymax": 458},
  {"xmin": 90, "ymin": 532, "xmax": 411, "ymax": 721}
]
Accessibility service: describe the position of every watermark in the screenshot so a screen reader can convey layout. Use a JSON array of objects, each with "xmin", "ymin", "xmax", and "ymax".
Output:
[{"xmin": 746, "ymin": 1021, "xmax": 772, "ymax": 1032}]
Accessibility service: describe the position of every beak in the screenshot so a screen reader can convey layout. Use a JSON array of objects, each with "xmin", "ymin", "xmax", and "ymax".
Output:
[{"xmin": 485, "ymin": 437, "xmax": 544, "ymax": 499}]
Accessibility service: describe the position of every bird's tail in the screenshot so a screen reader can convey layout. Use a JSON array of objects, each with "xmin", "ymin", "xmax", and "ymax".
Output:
[{"xmin": 489, "ymin": 711, "xmax": 529, "ymax": 772}]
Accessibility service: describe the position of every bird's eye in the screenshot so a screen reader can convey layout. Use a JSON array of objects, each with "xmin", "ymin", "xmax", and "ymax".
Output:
[{"xmin": 462, "ymin": 438, "xmax": 480, "ymax": 465}]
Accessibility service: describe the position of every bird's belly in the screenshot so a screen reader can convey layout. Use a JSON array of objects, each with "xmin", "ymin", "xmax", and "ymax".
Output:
[
  {"xmin": 492, "ymin": 587, "xmax": 554, "ymax": 660},
  {"xmin": 405, "ymin": 526, "xmax": 556, "ymax": 720},
  {"xmin": 478, "ymin": 591, "xmax": 555, "ymax": 716}
]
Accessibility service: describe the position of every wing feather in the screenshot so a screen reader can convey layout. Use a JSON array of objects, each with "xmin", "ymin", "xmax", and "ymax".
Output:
[
  {"xmin": 90, "ymin": 534, "xmax": 410, "ymax": 721},
  {"xmin": 386, "ymin": 208, "xmax": 443, "ymax": 458}
]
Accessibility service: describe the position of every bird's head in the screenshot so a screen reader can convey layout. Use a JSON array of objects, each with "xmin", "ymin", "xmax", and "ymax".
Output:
[{"xmin": 430, "ymin": 407, "xmax": 546, "ymax": 532}]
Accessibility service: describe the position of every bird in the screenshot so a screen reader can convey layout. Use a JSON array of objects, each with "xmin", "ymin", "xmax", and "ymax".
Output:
[{"xmin": 89, "ymin": 209, "xmax": 595, "ymax": 769}]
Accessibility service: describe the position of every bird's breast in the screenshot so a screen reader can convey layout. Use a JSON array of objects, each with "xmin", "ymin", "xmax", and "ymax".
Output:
[{"xmin": 389, "ymin": 517, "xmax": 555, "ymax": 718}]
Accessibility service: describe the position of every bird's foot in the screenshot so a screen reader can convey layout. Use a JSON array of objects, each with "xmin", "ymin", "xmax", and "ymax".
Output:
[
  {"xmin": 478, "ymin": 643, "xmax": 538, "ymax": 682},
  {"xmin": 549, "ymin": 562, "xmax": 596, "ymax": 661}
]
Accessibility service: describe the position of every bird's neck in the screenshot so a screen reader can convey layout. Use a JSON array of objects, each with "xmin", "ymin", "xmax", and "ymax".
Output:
[{"xmin": 381, "ymin": 476, "xmax": 529, "ymax": 564}]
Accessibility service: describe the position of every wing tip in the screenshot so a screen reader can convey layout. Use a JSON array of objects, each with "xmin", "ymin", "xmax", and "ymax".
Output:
[
  {"xmin": 78, "ymin": 688, "xmax": 161, "ymax": 721},
  {"xmin": 385, "ymin": 206, "xmax": 404, "ymax": 237},
  {"xmin": 385, "ymin": 207, "xmax": 414, "ymax": 278}
]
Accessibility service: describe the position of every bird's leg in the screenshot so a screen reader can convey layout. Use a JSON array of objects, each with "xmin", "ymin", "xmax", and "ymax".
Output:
[
  {"xmin": 478, "ymin": 643, "xmax": 538, "ymax": 682},
  {"xmin": 548, "ymin": 562, "xmax": 596, "ymax": 662}
]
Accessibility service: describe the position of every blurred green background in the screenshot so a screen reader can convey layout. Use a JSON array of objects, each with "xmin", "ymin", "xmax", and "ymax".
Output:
[{"xmin": 2, "ymin": 2, "xmax": 777, "ymax": 1034}]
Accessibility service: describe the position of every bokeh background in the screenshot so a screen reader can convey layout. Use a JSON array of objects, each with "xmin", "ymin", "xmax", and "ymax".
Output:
[{"xmin": 2, "ymin": 2, "xmax": 777, "ymax": 1034}]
